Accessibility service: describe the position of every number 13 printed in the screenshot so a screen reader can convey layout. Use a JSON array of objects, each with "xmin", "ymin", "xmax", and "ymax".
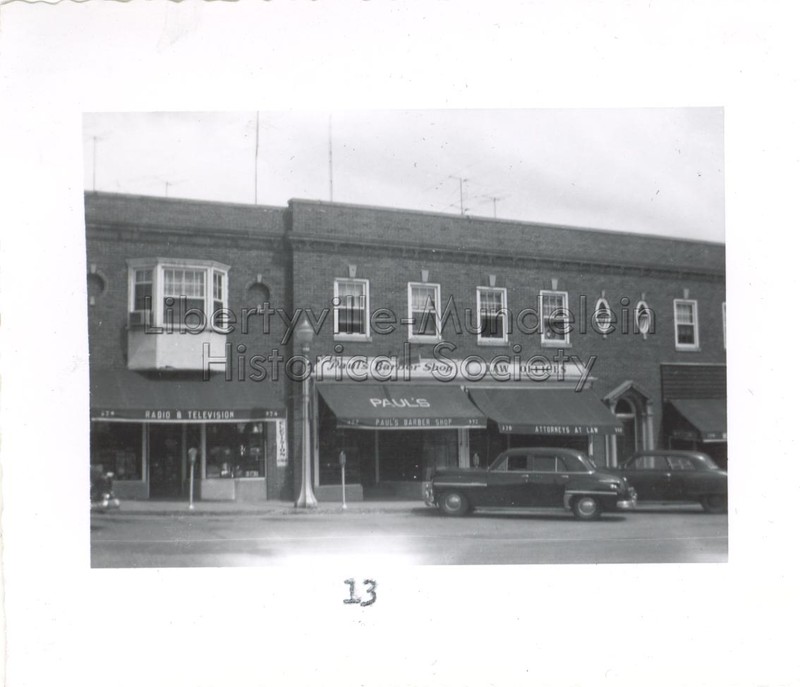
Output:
[{"xmin": 343, "ymin": 578, "xmax": 377, "ymax": 607}]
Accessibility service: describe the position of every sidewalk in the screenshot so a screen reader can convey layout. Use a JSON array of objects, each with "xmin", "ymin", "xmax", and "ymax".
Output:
[{"xmin": 97, "ymin": 498, "xmax": 426, "ymax": 517}]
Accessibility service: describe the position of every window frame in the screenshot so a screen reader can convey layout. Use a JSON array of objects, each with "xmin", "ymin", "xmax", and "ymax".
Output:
[
  {"xmin": 593, "ymin": 296, "xmax": 613, "ymax": 336},
  {"xmin": 635, "ymin": 299, "xmax": 653, "ymax": 337},
  {"xmin": 127, "ymin": 258, "xmax": 230, "ymax": 332},
  {"xmin": 407, "ymin": 281, "xmax": 442, "ymax": 343},
  {"xmin": 539, "ymin": 289, "xmax": 571, "ymax": 347},
  {"xmin": 476, "ymin": 286, "xmax": 509, "ymax": 345},
  {"xmin": 333, "ymin": 277, "xmax": 371, "ymax": 341},
  {"xmin": 673, "ymin": 298, "xmax": 700, "ymax": 350},
  {"xmin": 722, "ymin": 302, "xmax": 726, "ymax": 350}
]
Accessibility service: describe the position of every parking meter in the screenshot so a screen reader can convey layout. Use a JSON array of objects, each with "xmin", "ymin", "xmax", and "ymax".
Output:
[
  {"xmin": 339, "ymin": 450, "xmax": 347, "ymax": 509},
  {"xmin": 188, "ymin": 447, "xmax": 198, "ymax": 510}
]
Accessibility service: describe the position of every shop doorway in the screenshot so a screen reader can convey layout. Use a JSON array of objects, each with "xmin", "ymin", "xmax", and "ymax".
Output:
[
  {"xmin": 603, "ymin": 381, "xmax": 654, "ymax": 466},
  {"xmin": 149, "ymin": 425, "xmax": 182, "ymax": 498},
  {"xmin": 614, "ymin": 399, "xmax": 638, "ymax": 463}
]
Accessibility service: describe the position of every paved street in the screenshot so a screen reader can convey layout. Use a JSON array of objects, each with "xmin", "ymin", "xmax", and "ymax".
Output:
[{"xmin": 91, "ymin": 503, "xmax": 727, "ymax": 567}]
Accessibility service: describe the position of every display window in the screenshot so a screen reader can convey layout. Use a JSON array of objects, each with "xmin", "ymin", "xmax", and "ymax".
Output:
[
  {"xmin": 205, "ymin": 422, "xmax": 265, "ymax": 478},
  {"xmin": 90, "ymin": 422, "xmax": 143, "ymax": 480}
]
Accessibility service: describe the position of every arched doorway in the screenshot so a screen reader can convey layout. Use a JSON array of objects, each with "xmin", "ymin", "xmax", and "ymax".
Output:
[
  {"xmin": 614, "ymin": 398, "xmax": 637, "ymax": 462},
  {"xmin": 603, "ymin": 381, "xmax": 654, "ymax": 467}
]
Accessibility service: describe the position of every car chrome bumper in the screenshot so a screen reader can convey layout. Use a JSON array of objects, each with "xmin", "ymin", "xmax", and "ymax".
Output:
[
  {"xmin": 422, "ymin": 481, "xmax": 435, "ymax": 507},
  {"xmin": 616, "ymin": 489, "xmax": 637, "ymax": 510}
]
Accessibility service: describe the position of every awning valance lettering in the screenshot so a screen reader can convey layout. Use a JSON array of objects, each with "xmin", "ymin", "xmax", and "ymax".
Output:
[
  {"xmin": 469, "ymin": 387, "xmax": 623, "ymax": 435},
  {"xmin": 669, "ymin": 399, "xmax": 727, "ymax": 442},
  {"xmin": 91, "ymin": 370, "xmax": 286, "ymax": 421},
  {"xmin": 317, "ymin": 383, "xmax": 486, "ymax": 430}
]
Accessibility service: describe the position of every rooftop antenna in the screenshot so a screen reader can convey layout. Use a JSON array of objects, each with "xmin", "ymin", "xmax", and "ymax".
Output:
[
  {"xmin": 254, "ymin": 111, "xmax": 260, "ymax": 205},
  {"xmin": 91, "ymin": 135, "xmax": 102, "ymax": 192},
  {"xmin": 486, "ymin": 194, "xmax": 510, "ymax": 219},
  {"xmin": 328, "ymin": 114, "xmax": 334, "ymax": 201},
  {"xmin": 449, "ymin": 175, "xmax": 468, "ymax": 215},
  {"xmin": 163, "ymin": 179, "xmax": 185, "ymax": 198}
]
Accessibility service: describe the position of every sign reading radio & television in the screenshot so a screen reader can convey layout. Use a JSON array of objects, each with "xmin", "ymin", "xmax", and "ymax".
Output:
[{"xmin": 95, "ymin": 409, "xmax": 284, "ymax": 421}]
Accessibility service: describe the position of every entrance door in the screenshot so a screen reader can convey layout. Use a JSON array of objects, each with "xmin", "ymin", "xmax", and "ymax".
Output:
[{"xmin": 149, "ymin": 425, "xmax": 183, "ymax": 498}]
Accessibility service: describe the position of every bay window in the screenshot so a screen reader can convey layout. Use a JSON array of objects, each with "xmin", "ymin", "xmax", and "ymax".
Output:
[{"xmin": 127, "ymin": 259, "xmax": 230, "ymax": 331}]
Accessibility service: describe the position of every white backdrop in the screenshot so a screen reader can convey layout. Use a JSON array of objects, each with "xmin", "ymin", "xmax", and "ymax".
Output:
[{"xmin": 1, "ymin": 2, "xmax": 798, "ymax": 686}]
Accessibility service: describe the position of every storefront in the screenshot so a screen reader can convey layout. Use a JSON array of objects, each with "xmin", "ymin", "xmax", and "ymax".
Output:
[
  {"xmin": 90, "ymin": 370, "xmax": 288, "ymax": 501},
  {"xmin": 663, "ymin": 398, "xmax": 728, "ymax": 468},
  {"xmin": 311, "ymin": 358, "xmax": 623, "ymax": 499},
  {"xmin": 315, "ymin": 382, "xmax": 485, "ymax": 499},
  {"xmin": 661, "ymin": 363, "xmax": 728, "ymax": 468},
  {"xmin": 467, "ymin": 386, "xmax": 624, "ymax": 467}
]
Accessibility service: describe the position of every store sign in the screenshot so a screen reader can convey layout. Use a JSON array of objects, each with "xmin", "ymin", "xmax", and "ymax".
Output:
[
  {"xmin": 94, "ymin": 408, "xmax": 285, "ymax": 421},
  {"xmin": 498, "ymin": 423, "xmax": 624, "ymax": 435},
  {"xmin": 276, "ymin": 419, "xmax": 288, "ymax": 466},
  {"xmin": 340, "ymin": 416, "xmax": 482, "ymax": 429},
  {"xmin": 315, "ymin": 356, "xmax": 587, "ymax": 383}
]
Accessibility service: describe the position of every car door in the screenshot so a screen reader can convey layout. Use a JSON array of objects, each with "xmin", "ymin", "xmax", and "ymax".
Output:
[
  {"xmin": 526, "ymin": 454, "xmax": 565, "ymax": 507},
  {"xmin": 483, "ymin": 452, "xmax": 533, "ymax": 507},
  {"xmin": 622, "ymin": 454, "xmax": 672, "ymax": 500},
  {"xmin": 664, "ymin": 455, "xmax": 697, "ymax": 500}
]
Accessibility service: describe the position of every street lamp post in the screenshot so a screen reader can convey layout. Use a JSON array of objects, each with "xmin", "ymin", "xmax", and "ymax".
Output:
[{"xmin": 294, "ymin": 316, "xmax": 318, "ymax": 508}]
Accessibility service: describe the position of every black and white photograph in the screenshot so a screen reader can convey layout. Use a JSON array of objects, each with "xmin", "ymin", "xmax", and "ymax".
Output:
[
  {"xmin": 84, "ymin": 109, "xmax": 728, "ymax": 568},
  {"xmin": 1, "ymin": 2, "xmax": 798, "ymax": 687}
]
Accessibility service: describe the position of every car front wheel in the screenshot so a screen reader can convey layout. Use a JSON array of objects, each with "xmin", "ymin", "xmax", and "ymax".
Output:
[
  {"xmin": 571, "ymin": 495, "xmax": 602, "ymax": 521},
  {"xmin": 700, "ymin": 494, "xmax": 727, "ymax": 513},
  {"xmin": 438, "ymin": 490, "xmax": 470, "ymax": 517}
]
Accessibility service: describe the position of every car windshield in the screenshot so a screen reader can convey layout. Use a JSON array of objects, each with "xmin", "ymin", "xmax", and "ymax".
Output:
[
  {"xmin": 694, "ymin": 454, "xmax": 720, "ymax": 470},
  {"xmin": 584, "ymin": 456, "xmax": 598, "ymax": 470}
]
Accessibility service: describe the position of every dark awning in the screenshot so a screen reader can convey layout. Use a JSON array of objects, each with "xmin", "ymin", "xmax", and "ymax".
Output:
[
  {"xmin": 90, "ymin": 370, "xmax": 286, "ymax": 422},
  {"xmin": 317, "ymin": 383, "xmax": 486, "ymax": 430},
  {"xmin": 669, "ymin": 399, "xmax": 727, "ymax": 442},
  {"xmin": 469, "ymin": 387, "xmax": 623, "ymax": 435}
]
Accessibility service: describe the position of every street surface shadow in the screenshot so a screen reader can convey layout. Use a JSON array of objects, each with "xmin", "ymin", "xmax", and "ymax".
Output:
[{"xmin": 411, "ymin": 508, "xmax": 627, "ymax": 522}]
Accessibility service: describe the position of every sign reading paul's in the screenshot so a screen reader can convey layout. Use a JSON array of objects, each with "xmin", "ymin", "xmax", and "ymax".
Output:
[{"xmin": 315, "ymin": 381, "xmax": 487, "ymax": 430}]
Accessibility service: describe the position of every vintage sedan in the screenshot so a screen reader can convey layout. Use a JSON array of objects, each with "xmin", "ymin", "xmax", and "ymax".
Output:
[
  {"xmin": 423, "ymin": 447, "xmax": 637, "ymax": 520},
  {"xmin": 616, "ymin": 450, "xmax": 727, "ymax": 513}
]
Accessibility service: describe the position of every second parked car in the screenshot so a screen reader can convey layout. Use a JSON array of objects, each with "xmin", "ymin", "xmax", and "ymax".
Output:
[
  {"xmin": 616, "ymin": 450, "xmax": 727, "ymax": 513},
  {"xmin": 423, "ymin": 447, "xmax": 637, "ymax": 520}
]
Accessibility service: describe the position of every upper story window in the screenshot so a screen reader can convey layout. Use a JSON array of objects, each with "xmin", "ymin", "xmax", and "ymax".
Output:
[
  {"xmin": 477, "ymin": 287, "xmax": 508, "ymax": 344},
  {"xmin": 539, "ymin": 290, "xmax": 570, "ymax": 346},
  {"xmin": 334, "ymin": 278, "xmax": 369, "ymax": 339},
  {"xmin": 635, "ymin": 300, "xmax": 654, "ymax": 337},
  {"xmin": 128, "ymin": 259, "xmax": 229, "ymax": 331},
  {"xmin": 408, "ymin": 282, "xmax": 441, "ymax": 342},
  {"xmin": 673, "ymin": 299, "xmax": 700, "ymax": 350},
  {"xmin": 722, "ymin": 302, "xmax": 726, "ymax": 350},
  {"xmin": 593, "ymin": 297, "xmax": 613, "ymax": 336}
]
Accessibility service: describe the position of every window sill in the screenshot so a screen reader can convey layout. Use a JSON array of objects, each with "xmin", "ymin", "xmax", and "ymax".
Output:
[
  {"xmin": 540, "ymin": 340, "xmax": 572, "ymax": 348},
  {"xmin": 408, "ymin": 337, "xmax": 442, "ymax": 345},
  {"xmin": 334, "ymin": 334, "xmax": 373, "ymax": 343},
  {"xmin": 675, "ymin": 345, "xmax": 701, "ymax": 352},
  {"xmin": 477, "ymin": 338, "xmax": 510, "ymax": 347}
]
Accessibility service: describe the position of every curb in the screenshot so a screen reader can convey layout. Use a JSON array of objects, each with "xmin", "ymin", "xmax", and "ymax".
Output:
[{"xmin": 92, "ymin": 504, "xmax": 429, "ymax": 517}]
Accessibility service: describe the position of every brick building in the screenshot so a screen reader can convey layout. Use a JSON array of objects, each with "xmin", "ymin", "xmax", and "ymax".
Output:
[
  {"xmin": 86, "ymin": 193, "xmax": 292, "ymax": 501},
  {"xmin": 85, "ymin": 192, "xmax": 727, "ymax": 502}
]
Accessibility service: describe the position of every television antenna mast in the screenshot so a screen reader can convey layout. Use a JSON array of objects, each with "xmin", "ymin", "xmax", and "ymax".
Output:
[{"xmin": 449, "ymin": 176, "xmax": 469, "ymax": 215}]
